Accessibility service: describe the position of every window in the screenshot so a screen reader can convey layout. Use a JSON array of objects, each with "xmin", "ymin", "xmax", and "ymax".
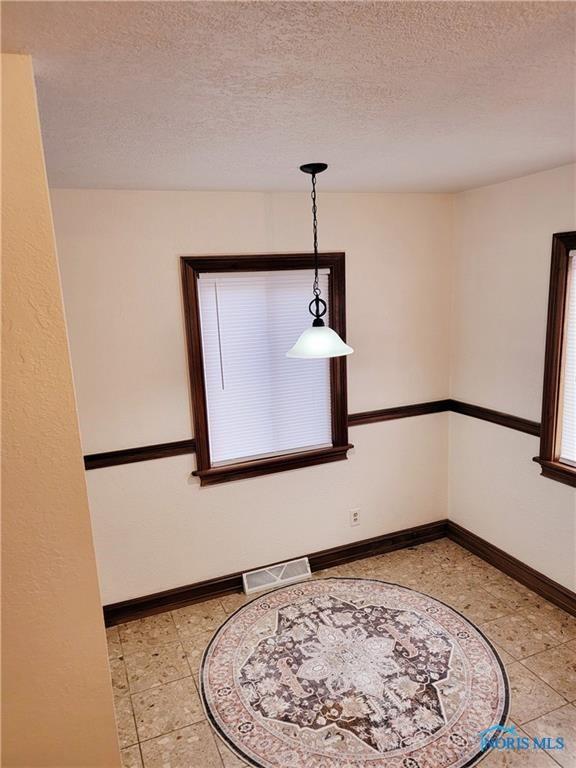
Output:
[
  {"xmin": 535, "ymin": 231, "xmax": 576, "ymax": 486},
  {"xmin": 181, "ymin": 253, "xmax": 351, "ymax": 485},
  {"xmin": 560, "ymin": 251, "xmax": 576, "ymax": 463}
]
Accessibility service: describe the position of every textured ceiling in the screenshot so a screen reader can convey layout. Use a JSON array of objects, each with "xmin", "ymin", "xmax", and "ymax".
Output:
[{"xmin": 3, "ymin": 1, "xmax": 575, "ymax": 191}]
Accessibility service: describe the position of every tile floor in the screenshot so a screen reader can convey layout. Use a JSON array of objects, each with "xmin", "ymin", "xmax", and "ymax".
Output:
[{"xmin": 107, "ymin": 538, "xmax": 576, "ymax": 768}]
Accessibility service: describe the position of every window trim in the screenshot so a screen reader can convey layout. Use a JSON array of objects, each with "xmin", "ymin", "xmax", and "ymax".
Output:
[
  {"xmin": 534, "ymin": 231, "xmax": 576, "ymax": 487},
  {"xmin": 181, "ymin": 253, "xmax": 352, "ymax": 486}
]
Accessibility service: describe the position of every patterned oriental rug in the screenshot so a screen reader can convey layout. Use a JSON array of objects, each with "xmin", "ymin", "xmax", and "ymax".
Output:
[{"xmin": 201, "ymin": 578, "xmax": 509, "ymax": 768}]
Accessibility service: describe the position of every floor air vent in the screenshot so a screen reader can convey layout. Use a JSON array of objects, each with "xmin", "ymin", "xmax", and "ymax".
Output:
[{"xmin": 242, "ymin": 557, "xmax": 311, "ymax": 595}]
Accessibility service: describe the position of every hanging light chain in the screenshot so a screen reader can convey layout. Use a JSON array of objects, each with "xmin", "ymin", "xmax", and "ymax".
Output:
[{"xmin": 311, "ymin": 172, "xmax": 320, "ymax": 298}]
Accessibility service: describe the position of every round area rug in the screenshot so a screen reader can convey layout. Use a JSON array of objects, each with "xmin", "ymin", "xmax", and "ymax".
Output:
[{"xmin": 201, "ymin": 578, "xmax": 509, "ymax": 768}]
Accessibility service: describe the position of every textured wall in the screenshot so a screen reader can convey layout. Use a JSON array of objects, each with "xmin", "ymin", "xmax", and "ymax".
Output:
[
  {"xmin": 51, "ymin": 189, "xmax": 452, "ymax": 603},
  {"xmin": 1, "ymin": 55, "xmax": 121, "ymax": 767},
  {"xmin": 449, "ymin": 165, "xmax": 576, "ymax": 590}
]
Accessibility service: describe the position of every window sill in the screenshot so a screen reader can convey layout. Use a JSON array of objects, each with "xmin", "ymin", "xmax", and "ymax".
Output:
[
  {"xmin": 193, "ymin": 444, "xmax": 353, "ymax": 486},
  {"xmin": 533, "ymin": 457, "xmax": 576, "ymax": 488}
]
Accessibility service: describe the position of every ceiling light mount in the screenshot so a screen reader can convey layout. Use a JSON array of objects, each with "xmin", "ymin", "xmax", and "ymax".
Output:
[{"xmin": 299, "ymin": 162, "xmax": 328, "ymax": 175}]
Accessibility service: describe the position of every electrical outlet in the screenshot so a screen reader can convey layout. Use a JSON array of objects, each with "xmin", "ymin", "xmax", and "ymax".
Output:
[{"xmin": 350, "ymin": 508, "xmax": 361, "ymax": 527}]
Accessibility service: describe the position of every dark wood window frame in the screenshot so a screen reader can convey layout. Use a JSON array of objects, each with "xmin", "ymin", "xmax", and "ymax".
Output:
[
  {"xmin": 534, "ymin": 231, "xmax": 576, "ymax": 487},
  {"xmin": 181, "ymin": 252, "xmax": 352, "ymax": 486}
]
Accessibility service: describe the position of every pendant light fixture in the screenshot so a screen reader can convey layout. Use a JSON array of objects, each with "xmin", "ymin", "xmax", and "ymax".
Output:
[{"xmin": 286, "ymin": 163, "xmax": 354, "ymax": 359}]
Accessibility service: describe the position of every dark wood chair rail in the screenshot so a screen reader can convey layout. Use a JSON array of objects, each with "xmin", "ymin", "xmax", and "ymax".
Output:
[{"xmin": 84, "ymin": 399, "xmax": 541, "ymax": 470}]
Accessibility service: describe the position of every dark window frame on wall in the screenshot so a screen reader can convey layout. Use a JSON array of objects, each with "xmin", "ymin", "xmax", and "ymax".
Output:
[
  {"xmin": 534, "ymin": 231, "xmax": 576, "ymax": 487},
  {"xmin": 181, "ymin": 252, "xmax": 352, "ymax": 486}
]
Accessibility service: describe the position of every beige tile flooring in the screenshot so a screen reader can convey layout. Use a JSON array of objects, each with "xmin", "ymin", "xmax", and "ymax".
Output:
[{"xmin": 107, "ymin": 538, "xmax": 576, "ymax": 768}]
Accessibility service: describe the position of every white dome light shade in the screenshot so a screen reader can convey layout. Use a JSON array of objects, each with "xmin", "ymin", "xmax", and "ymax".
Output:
[{"xmin": 286, "ymin": 325, "xmax": 354, "ymax": 359}]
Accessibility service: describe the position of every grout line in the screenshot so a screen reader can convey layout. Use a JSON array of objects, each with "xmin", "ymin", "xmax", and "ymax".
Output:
[
  {"xmin": 519, "ymin": 636, "xmax": 576, "ymax": 661},
  {"xmin": 516, "ymin": 650, "xmax": 576, "ymax": 702},
  {"xmin": 207, "ymin": 723, "xmax": 227, "ymax": 768},
  {"xmin": 121, "ymin": 739, "xmax": 139, "ymax": 751},
  {"xmin": 516, "ymin": 695, "xmax": 571, "ymax": 727},
  {"xmin": 517, "ymin": 674, "xmax": 570, "ymax": 707},
  {"xmin": 137, "ymin": 718, "xmax": 209, "ymax": 746},
  {"xmin": 513, "ymin": 718, "xmax": 566, "ymax": 768},
  {"xmin": 509, "ymin": 661, "xmax": 570, "ymax": 716},
  {"xmin": 136, "ymin": 708, "xmax": 207, "ymax": 747},
  {"xmin": 521, "ymin": 701, "xmax": 573, "ymax": 726},
  {"xmin": 112, "ymin": 627, "xmax": 140, "ymax": 750},
  {"xmin": 129, "ymin": 672, "xmax": 194, "ymax": 698}
]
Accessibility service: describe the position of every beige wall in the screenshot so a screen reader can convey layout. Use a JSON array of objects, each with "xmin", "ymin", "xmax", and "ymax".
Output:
[
  {"xmin": 449, "ymin": 165, "xmax": 576, "ymax": 590},
  {"xmin": 50, "ymin": 189, "xmax": 453, "ymax": 603},
  {"xmin": 52, "ymin": 190, "xmax": 452, "ymax": 451},
  {"xmin": 50, "ymin": 165, "xmax": 576, "ymax": 603},
  {"xmin": 2, "ymin": 55, "xmax": 121, "ymax": 767}
]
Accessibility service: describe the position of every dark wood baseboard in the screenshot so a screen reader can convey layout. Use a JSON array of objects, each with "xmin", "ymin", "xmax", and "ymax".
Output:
[
  {"xmin": 103, "ymin": 519, "xmax": 449, "ymax": 625},
  {"xmin": 447, "ymin": 521, "xmax": 576, "ymax": 617},
  {"xmin": 310, "ymin": 519, "xmax": 448, "ymax": 571},
  {"xmin": 104, "ymin": 518, "xmax": 576, "ymax": 625},
  {"xmin": 448, "ymin": 400, "xmax": 540, "ymax": 437}
]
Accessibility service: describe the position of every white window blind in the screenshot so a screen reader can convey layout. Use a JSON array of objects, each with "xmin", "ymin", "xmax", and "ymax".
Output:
[
  {"xmin": 560, "ymin": 252, "xmax": 576, "ymax": 463},
  {"xmin": 198, "ymin": 270, "xmax": 332, "ymax": 465}
]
